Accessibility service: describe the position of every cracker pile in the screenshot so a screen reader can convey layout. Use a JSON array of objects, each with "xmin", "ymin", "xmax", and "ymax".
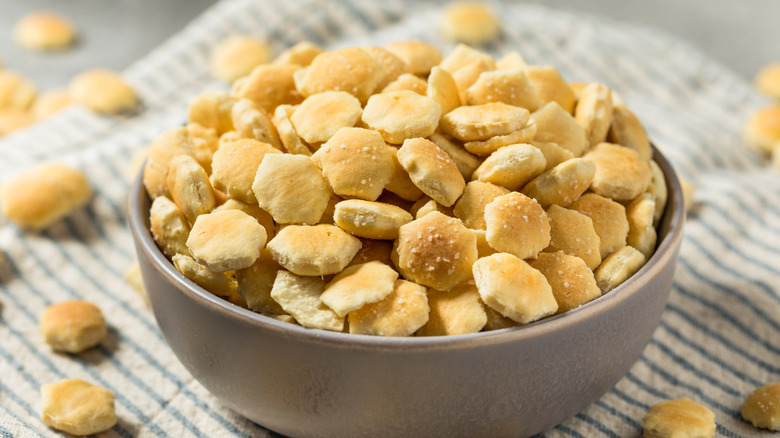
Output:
[{"xmin": 144, "ymin": 41, "xmax": 667, "ymax": 336}]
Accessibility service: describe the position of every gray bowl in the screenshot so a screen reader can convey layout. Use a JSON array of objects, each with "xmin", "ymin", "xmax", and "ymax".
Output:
[{"xmin": 129, "ymin": 147, "xmax": 684, "ymax": 438}]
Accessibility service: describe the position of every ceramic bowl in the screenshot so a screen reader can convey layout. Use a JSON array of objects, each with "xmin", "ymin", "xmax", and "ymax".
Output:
[{"xmin": 129, "ymin": 147, "xmax": 684, "ymax": 438}]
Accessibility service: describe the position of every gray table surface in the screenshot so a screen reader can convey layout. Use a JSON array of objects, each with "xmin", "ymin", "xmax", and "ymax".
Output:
[{"xmin": 1, "ymin": 0, "xmax": 778, "ymax": 93}]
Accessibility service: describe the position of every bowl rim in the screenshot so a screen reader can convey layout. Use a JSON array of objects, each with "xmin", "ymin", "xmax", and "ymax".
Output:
[{"xmin": 129, "ymin": 145, "xmax": 685, "ymax": 352}]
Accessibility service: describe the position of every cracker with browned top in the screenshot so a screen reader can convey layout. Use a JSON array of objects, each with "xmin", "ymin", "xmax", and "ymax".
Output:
[
  {"xmin": 530, "ymin": 251, "xmax": 601, "ymax": 314},
  {"xmin": 532, "ymin": 101, "xmax": 588, "ymax": 156},
  {"xmin": 312, "ymin": 127, "xmax": 395, "ymax": 201},
  {"xmin": 267, "ymin": 224, "xmax": 361, "ymax": 276},
  {"xmin": 441, "ymin": 102, "xmax": 529, "ymax": 142},
  {"xmin": 187, "ymin": 209, "xmax": 267, "ymax": 272},
  {"xmin": 362, "ymin": 90, "xmax": 441, "ymax": 144},
  {"xmin": 585, "ymin": 142, "xmax": 653, "ymax": 201},
  {"xmin": 396, "ymin": 211, "xmax": 477, "ymax": 291},
  {"xmin": 484, "ymin": 192, "xmax": 550, "ymax": 259},
  {"xmin": 295, "ymin": 47, "xmax": 387, "ymax": 103},
  {"xmin": 397, "ymin": 137, "xmax": 466, "ymax": 207},
  {"xmin": 473, "ymin": 252, "xmax": 558, "ymax": 324},
  {"xmin": 253, "ymin": 153, "xmax": 331, "ymax": 223},
  {"xmin": 233, "ymin": 63, "xmax": 301, "ymax": 113}
]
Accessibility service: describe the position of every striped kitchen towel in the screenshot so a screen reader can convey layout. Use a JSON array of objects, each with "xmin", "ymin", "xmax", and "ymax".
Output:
[{"xmin": 0, "ymin": 0, "xmax": 777, "ymax": 436}]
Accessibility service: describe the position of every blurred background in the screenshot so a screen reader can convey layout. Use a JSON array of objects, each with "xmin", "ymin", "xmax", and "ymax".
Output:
[{"xmin": 1, "ymin": 0, "xmax": 778, "ymax": 89}]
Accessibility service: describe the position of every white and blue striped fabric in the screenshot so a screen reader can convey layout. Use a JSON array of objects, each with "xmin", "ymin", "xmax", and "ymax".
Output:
[{"xmin": 1, "ymin": 0, "xmax": 778, "ymax": 436}]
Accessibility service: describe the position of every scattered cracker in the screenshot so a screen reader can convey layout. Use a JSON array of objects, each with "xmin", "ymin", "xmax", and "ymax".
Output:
[
  {"xmin": 41, "ymin": 379, "xmax": 116, "ymax": 436},
  {"xmin": 123, "ymin": 262, "xmax": 148, "ymax": 304},
  {"xmin": 442, "ymin": 2, "xmax": 501, "ymax": 45},
  {"xmin": 14, "ymin": 12, "xmax": 76, "ymax": 51},
  {"xmin": 642, "ymin": 399, "xmax": 716, "ymax": 438},
  {"xmin": 744, "ymin": 105, "xmax": 780, "ymax": 154},
  {"xmin": 754, "ymin": 62, "xmax": 780, "ymax": 100},
  {"xmin": 1, "ymin": 163, "xmax": 92, "ymax": 230},
  {"xmin": 69, "ymin": 69, "xmax": 137, "ymax": 114},
  {"xmin": 742, "ymin": 382, "xmax": 780, "ymax": 431},
  {"xmin": 40, "ymin": 300, "xmax": 107, "ymax": 353},
  {"xmin": 680, "ymin": 177, "xmax": 696, "ymax": 213},
  {"xmin": 0, "ymin": 109, "xmax": 34, "ymax": 136}
]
